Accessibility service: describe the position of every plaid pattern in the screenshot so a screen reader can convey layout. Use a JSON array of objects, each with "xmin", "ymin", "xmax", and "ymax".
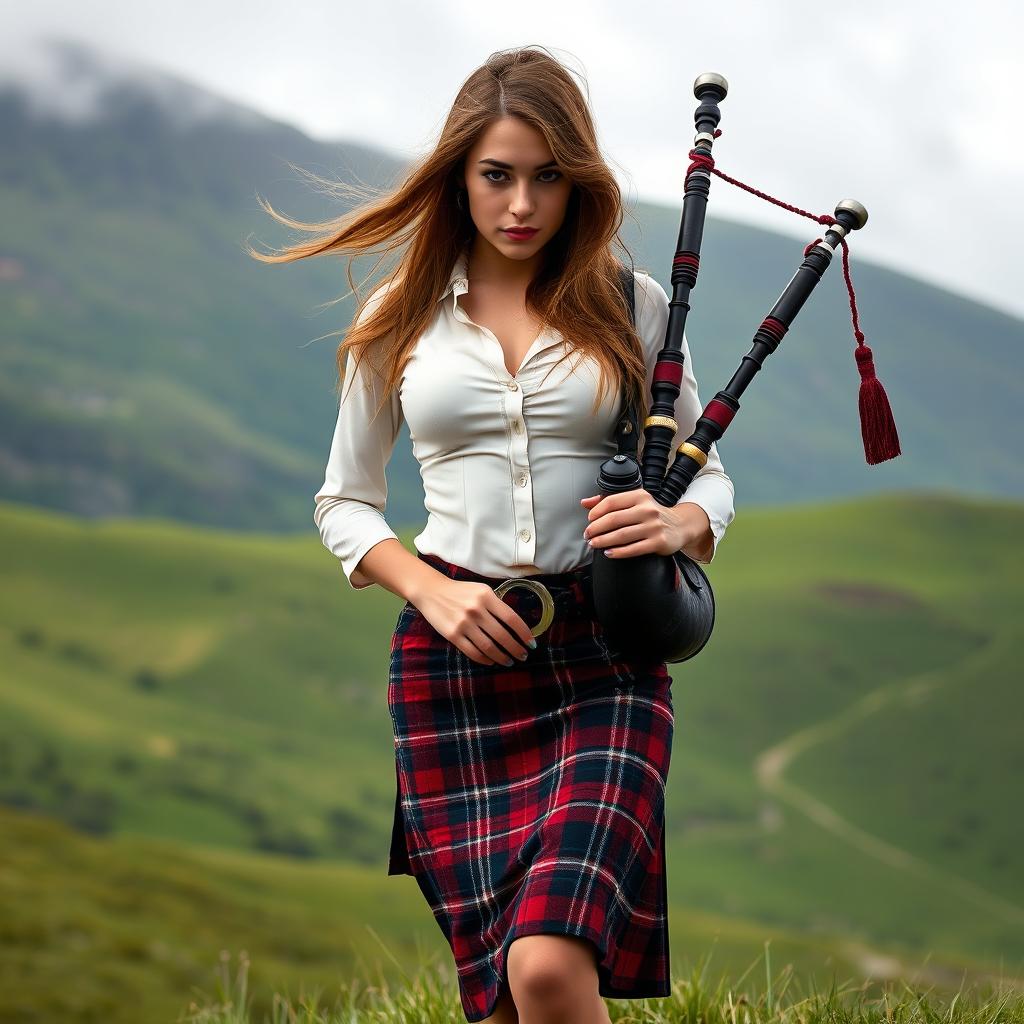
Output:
[{"xmin": 387, "ymin": 551, "xmax": 674, "ymax": 1022}]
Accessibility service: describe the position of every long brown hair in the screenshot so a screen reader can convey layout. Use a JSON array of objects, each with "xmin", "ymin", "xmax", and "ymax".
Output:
[{"xmin": 246, "ymin": 45, "xmax": 648, "ymax": 423}]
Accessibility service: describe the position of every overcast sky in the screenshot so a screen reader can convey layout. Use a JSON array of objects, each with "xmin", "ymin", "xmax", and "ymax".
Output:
[{"xmin": 4, "ymin": 1, "xmax": 1023, "ymax": 320}]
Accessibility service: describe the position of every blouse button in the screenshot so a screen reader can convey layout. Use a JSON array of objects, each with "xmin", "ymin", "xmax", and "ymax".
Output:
[
  {"xmin": 517, "ymin": 473, "xmax": 528, "ymax": 486},
  {"xmin": 519, "ymin": 529, "xmax": 531, "ymax": 541},
  {"xmin": 507, "ymin": 381, "xmax": 519, "ymax": 391},
  {"xmin": 512, "ymin": 419, "xmax": 522, "ymax": 433}
]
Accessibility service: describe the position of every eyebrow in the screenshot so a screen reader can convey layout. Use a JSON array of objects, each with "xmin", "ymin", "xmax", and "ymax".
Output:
[{"xmin": 478, "ymin": 159, "xmax": 559, "ymax": 170}]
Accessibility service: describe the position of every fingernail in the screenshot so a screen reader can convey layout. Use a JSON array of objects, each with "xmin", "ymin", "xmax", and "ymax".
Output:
[
  {"xmin": 504, "ymin": 658, "xmax": 515, "ymax": 667},
  {"xmin": 528, "ymin": 638, "xmax": 537, "ymax": 648}
]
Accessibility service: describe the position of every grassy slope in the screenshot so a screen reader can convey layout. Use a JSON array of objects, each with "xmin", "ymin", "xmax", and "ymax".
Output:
[
  {"xmin": 0, "ymin": 492, "xmax": 1021, "ymax": 1021},
  {"xmin": 0, "ymin": 804, "xmax": 998, "ymax": 1024}
]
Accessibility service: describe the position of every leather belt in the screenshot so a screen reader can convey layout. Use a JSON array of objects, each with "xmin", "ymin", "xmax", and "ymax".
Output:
[{"xmin": 493, "ymin": 564, "xmax": 591, "ymax": 638}]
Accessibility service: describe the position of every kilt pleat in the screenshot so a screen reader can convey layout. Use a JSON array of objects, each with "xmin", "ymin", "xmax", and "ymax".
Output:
[{"xmin": 387, "ymin": 551, "xmax": 674, "ymax": 1022}]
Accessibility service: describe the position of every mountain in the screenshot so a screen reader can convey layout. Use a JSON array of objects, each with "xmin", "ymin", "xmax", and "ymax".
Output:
[{"xmin": 0, "ymin": 35, "xmax": 1021, "ymax": 539}]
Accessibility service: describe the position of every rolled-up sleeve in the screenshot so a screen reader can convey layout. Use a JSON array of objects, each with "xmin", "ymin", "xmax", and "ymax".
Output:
[
  {"xmin": 313, "ymin": 291, "xmax": 404, "ymax": 590},
  {"xmin": 635, "ymin": 271, "xmax": 736, "ymax": 564}
]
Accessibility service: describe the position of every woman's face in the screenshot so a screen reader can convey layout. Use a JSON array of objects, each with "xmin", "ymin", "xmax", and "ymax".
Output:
[{"xmin": 461, "ymin": 116, "xmax": 574, "ymax": 261}]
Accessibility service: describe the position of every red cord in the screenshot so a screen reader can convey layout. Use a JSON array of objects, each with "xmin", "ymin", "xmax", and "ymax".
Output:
[{"xmin": 683, "ymin": 129, "xmax": 901, "ymax": 464}]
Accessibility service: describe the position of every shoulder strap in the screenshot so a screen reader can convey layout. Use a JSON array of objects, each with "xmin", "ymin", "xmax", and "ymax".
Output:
[
  {"xmin": 617, "ymin": 262, "xmax": 636, "ymax": 329},
  {"xmin": 614, "ymin": 263, "xmax": 641, "ymax": 459}
]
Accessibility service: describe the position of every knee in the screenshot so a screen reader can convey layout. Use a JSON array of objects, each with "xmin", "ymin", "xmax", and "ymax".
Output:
[{"xmin": 506, "ymin": 934, "xmax": 599, "ymax": 1009}]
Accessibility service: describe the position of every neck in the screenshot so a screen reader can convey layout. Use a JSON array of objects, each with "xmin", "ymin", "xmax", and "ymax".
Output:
[{"xmin": 466, "ymin": 234, "xmax": 545, "ymax": 291}]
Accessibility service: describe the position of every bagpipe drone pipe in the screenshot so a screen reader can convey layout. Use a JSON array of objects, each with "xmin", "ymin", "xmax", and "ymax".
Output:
[{"xmin": 591, "ymin": 73, "xmax": 902, "ymax": 665}]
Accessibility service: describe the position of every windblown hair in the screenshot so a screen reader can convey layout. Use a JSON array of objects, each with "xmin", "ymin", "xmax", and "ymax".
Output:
[{"xmin": 246, "ymin": 45, "xmax": 648, "ymax": 423}]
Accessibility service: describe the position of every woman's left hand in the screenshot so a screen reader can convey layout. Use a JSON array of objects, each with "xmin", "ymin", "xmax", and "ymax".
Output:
[{"xmin": 580, "ymin": 489, "xmax": 713, "ymax": 561}]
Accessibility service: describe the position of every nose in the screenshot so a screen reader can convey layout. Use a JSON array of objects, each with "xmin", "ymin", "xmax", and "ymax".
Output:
[{"xmin": 509, "ymin": 184, "xmax": 537, "ymax": 220}]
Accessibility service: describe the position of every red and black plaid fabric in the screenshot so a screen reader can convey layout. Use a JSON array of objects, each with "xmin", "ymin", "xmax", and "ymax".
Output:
[{"xmin": 387, "ymin": 550, "xmax": 675, "ymax": 1022}]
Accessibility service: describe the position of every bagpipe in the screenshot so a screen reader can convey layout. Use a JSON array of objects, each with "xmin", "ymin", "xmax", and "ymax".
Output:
[{"xmin": 591, "ymin": 72, "xmax": 901, "ymax": 664}]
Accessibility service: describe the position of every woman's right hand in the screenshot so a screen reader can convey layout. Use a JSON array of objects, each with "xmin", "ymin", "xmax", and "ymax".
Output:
[{"xmin": 415, "ymin": 579, "xmax": 536, "ymax": 666}]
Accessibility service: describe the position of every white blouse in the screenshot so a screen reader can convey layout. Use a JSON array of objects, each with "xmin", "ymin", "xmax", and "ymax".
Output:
[{"xmin": 313, "ymin": 249, "xmax": 736, "ymax": 590}]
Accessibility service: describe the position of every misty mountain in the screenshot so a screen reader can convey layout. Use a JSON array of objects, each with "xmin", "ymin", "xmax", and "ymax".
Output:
[{"xmin": 1, "ymin": 35, "xmax": 1020, "ymax": 537}]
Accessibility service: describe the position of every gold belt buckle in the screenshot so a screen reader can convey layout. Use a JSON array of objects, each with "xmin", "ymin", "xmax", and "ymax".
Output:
[{"xmin": 493, "ymin": 578, "xmax": 555, "ymax": 638}]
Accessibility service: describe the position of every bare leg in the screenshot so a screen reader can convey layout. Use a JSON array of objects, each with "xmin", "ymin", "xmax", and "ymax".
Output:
[{"xmin": 506, "ymin": 934, "xmax": 612, "ymax": 1024}]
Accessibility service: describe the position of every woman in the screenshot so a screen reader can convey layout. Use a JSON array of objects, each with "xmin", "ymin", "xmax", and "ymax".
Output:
[{"xmin": 252, "ymin": 45, "xmax": 734, "ymax": 1024}]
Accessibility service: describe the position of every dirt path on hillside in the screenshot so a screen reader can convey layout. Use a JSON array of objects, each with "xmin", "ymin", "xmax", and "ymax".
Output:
[
  {"xmin": 753, "ymin": 630, "xmax": 1024, "ymax": 938},
  {"xmin": 838, "ymin": 938, "xmax": 1024, "ymax": 994}
]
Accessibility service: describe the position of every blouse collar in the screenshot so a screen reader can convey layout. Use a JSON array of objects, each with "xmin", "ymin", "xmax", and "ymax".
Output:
[{"xmin": 437, "ymin": 246, "xmax": 470, "ymax": 307}]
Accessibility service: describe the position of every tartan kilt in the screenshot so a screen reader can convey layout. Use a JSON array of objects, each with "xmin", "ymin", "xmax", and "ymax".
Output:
[{"xmin": 387, "ymin": 550, "xmax": 675, "ymax": 1022}]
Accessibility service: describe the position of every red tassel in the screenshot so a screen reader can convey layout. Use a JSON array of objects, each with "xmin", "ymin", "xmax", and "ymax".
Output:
[
  {"xmin": 855, "ymin": 345, "xmax": 901, "ymax": 464},
  {"xmin": 836, "ymin": 239, "xmax": 900, "ymax": 464}
]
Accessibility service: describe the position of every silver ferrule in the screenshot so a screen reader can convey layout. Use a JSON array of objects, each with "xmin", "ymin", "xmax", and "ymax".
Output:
[{"xmin": 693, "ymin": 72, "xmax": 729, "ymax": 96}]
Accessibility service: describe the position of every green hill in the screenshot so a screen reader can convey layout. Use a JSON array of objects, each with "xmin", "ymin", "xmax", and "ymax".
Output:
[
  {"xmin": 5, "ymin": 802, "xmax": 1009, "ymax": 1024},
  {"xmin": 1, "ymin": 490, "xmax": 1022, "ymax": 1023},
  {"xmin": 1, "ymin": 56, "xmax": 1021, "ymax": 543}
]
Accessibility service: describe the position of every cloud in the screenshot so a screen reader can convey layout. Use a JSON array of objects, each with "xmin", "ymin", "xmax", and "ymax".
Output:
[{"xmin": 0, "ymin": 0, "xmax": 1021, "ymax": 317}]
